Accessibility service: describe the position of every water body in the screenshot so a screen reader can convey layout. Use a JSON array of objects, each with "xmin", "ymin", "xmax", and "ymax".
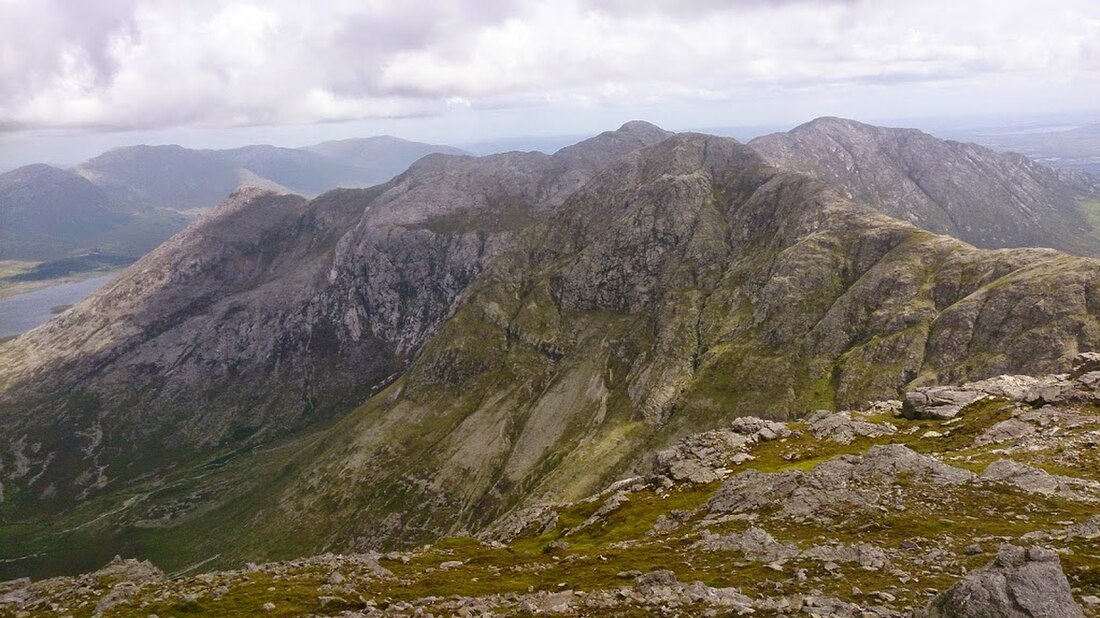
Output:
[{"xmin": 0, "ymin": 274, "xmax": 115, "ymax": 339}]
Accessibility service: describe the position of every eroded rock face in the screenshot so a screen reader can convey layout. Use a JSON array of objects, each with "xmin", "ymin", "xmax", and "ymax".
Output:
[{"xmin": 924, "ymin": 545, "xmax": 1083, "ymax": 618}]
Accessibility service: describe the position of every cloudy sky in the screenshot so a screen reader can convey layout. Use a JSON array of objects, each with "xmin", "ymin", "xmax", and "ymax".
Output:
[{"xmin": 1, "ymin": 0, "xmax": 1099, "ymax": 167}]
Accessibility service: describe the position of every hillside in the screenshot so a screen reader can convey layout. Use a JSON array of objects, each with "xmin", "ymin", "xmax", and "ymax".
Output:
[
  {"xmin": 0, "ymin": 164, "xmax": 185, "ymax": 261},
  {"xmin": 4, "ymin": 130, "xmax": 1100, "ymax": 582},
  {"xmin": 751, "ymin": 117, "xmax": 1100, "ymax": 256},
  {"xmin": 3, "ymin": 364, "xmax": 1099, "ymax": 616}
]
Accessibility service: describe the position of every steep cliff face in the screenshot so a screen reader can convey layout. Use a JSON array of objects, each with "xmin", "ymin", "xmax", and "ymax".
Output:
[
  {"xmin": 0, "ymin": 122, "xmax": 672, "ymax": 515},
  {"xmin": 750, "ymin": 117, "xmax": 1100, "ymax": 256},
  {"xmin": 246, "ymin": 134, "xmax": 1100, "ymax": 557}
]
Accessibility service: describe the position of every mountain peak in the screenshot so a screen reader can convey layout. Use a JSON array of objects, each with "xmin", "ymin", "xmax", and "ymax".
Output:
[
  {"xmin": 751, "ymin": 117, "xmax": 1100, "ymax": 256},
  {"xmin": 616, "ymin": 119, "xmax": 667, "ymax": 134}
]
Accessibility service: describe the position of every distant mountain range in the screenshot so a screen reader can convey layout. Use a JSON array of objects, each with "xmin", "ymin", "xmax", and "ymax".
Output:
[
  {"xmin": 0, "ymin": 136, "xmax": 467, "ymax": 261},
  {"xmin": 3, "ymin": 119, "xmax": 1100, "ymax": 579}
]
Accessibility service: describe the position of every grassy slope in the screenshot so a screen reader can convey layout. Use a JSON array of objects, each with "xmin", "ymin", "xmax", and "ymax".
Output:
[{"xmin": 8, "ymin": 397, "xmax": 1100, "ymax": 616}]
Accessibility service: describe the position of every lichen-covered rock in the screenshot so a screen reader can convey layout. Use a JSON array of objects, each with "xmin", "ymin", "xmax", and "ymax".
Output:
[
  {"xmin": 805, "ymin": 410, "xmax": 896, "ymax": 444},
  {"xmin": 706, "ymin": 445, "xmax": 974, "ymax": 520},
  {"xmin": 903, "ymin": 386, "xmax": 989, "ymax": 420},
  {"xmin": 692, "ymin": 527, "xmax": 800, "ymax": 562},
  {"xmin": 93, "ymin": 555, "xmax": 165, "ymax": 585},
  {"xmin": 655, "ymin": 416, "xmax": 795, "ymax": 483},
  {"xmin": 980, "ymin": 459, "xmax": 1100, "ymax": 501},
  {"xmin": 924, "ymin": 545, "xmax": 1083, "ymax": 618},
  {"xmin": 903, "ymin": 374, "xmax": 1078, "ymax": 420},
  {"xmin": 802, "ymin": 542, "xmax": 892, "ymax": 570}
]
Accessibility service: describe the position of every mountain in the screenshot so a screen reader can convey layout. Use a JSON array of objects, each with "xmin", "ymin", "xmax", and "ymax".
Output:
[
  {"xmin": 0, "ymin": 164, "xmax": 185, "ymax": 260},
  {"xmin": 241, "ymin": 133, "xmax": 1100, "ymax": 556},
  {"xmin": 76, "ymin": 144, "xmax": 249, "ymax": 213},
  {"xmin": 0, "ymin": 122, "xmax": 673, "ymax": 538},
  {"xmin": 951, "ymin": 121, "xmax": 1100, "ymax": 178},
  {"xmin": 303, "ymin": 135, "xmax": 469, "ymax": 184},
  {"xmin": 750, "ymin": 117, "xmax": 1100, "ymax": 256},
  {"xmin": 1, "ymin": 138, "xmax": 466, "ymax": 263},
  {"xmin": 4, "ymin": 126, "xmax": 1100, "ymax": 580},
  {"xmin": 0, "ymin": 164, "xmax": 121, "ymax": 260}
]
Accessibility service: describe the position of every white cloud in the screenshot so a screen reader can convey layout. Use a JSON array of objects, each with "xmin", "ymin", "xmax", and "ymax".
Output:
[{"xmin": 0, "ymin": 0, "xmax": 1098, "ymax": 133}]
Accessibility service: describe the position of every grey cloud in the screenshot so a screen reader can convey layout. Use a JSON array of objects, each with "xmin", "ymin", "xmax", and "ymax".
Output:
[{"xmin": 0, "ymin": 0, "xmax": 1097, "ymax": 134}]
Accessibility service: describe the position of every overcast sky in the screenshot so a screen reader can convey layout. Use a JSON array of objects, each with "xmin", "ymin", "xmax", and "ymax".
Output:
[{"xmin": 1, "ymin": 0, "xmax": 1099, "ymax": 168}]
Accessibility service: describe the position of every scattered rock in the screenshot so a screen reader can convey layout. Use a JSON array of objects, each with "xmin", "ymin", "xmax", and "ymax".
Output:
[
  {"xmin": 803, "ymin": 542, "xmax": 892, "ymax": 570},
  {"xmin": 633, "ymin": 569, "xmax": 678, "ymax": 594},
  {"xmin": 94, "ymin": 582, "xmax": 141, "ymax": 616},
  {"xmin": 924, "ymin": 545, "xmax": 1082, "ymax": 617},
  {"xmin": 973, "ymin": 418, "xmax": 1035, "ymax": 447},
  {"xmin": 656, "ymin": 417, "xmax": 795, "ymax": 483},
  {"xmin": 706, "ymin": 445, "xmax": 974, "ymax": 520},
  {"xmin": 94, "ymin": 556, "xmax": 164, "ymax": 585},
  {"xmin": 692, "ymin": 527, "xmax": 800, "ymax": 562},
  {"xmin": 0, "ymin": 578, "xmax": 31, "ymax": 607}
]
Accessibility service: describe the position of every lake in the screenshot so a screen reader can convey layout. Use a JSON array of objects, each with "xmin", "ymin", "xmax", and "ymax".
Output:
[{"xmin": 0, "ymin": 275, "xmax": 115, "ymax": 339}]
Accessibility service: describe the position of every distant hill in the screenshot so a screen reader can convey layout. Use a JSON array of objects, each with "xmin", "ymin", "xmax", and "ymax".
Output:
[
  {"xmin": 0, "ymin": 137, "xmax": 465, "ymax": 262},
  {"xmin": 303, "ymin": 135, "xmax": 468, "ymax": 184},
  {"xmin": 0, "ymin": 164, "xmax": 135, "ymax": 260}
]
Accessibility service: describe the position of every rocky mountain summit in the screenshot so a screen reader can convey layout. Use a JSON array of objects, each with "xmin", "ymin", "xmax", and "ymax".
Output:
[
  {"xmin": 3, "ymin": 357, "xmax": 1099, "ymax": 616},
  {"xmin": 751, "ymin": 117, "xmax": 1100, "ymax": 256}
]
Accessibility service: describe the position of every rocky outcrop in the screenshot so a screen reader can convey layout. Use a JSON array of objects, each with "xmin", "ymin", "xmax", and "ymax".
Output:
[
  {"xmin": 751, "ymin": 116, "xmax": 1100, "ymax": 256},
  {"xmin": 805, "ymin": 410, "xmax": 896, "ymax": 444},
  {"xmin": 904, "ymin": 357, "xmax": 1100, "ymax": 419},
  {"xmin": 655, "ymin": 417, "xmax": 795, "ymax": 483},
  {"xmin": 923, "ymin": 545, "xmax": 1083, "ymax": 618},
  {"xmin": 980, "ymin": 459, "xmax": 1100, "ymax": 501},
  {"xmin": 705, "ymin": 445, "xmax": 974, "ymax": 521}
]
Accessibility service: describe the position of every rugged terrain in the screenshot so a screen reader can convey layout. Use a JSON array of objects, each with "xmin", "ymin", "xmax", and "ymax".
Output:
[
  {"xmin": 751, "ymin": 117, "xmax": 1100, "ymax": 256},
  {"xmin": 0, "ymin": 122, "xmax": 673, "ymax": 544},
  {"xmin": 3, "ymin": 360, "xmax": 1100, "ymax": 616},
  {"xmin": 3, "ymin": 121, "xmax": 1100, "ymax": 585}
]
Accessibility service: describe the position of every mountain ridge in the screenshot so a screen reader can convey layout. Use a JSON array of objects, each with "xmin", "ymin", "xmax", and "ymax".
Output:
[
  {"xmin": 750, "ymin": 116, "xmax": 1100, "ymax": 256},
  {"xmin": 3, "ymin": 120, "xmax": 1100, "ymax": 583}
]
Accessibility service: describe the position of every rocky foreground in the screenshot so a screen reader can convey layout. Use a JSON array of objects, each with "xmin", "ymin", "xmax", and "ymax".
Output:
[{"xmin": 5, "ymin": 355, "xmax": 1100, "ymax": 617}]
